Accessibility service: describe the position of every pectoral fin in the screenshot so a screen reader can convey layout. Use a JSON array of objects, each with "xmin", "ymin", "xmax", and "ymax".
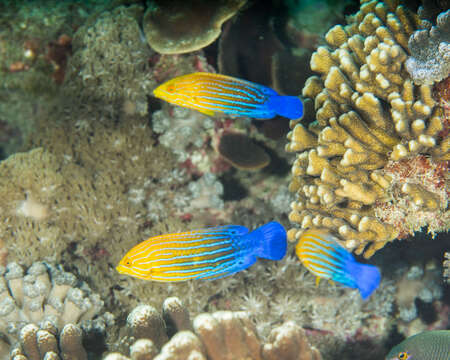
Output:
[{"xmin": 198, "ymin": 109, "xmax": 215, "ymax": 116}]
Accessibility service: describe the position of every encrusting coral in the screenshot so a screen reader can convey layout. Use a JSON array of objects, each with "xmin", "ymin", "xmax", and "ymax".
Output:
[
  {"xmin": 142, "ymin": 0, "xmax": 247, "ymax": 54},
  {"xmin": 105, "ymin": 299, "xmax": 322, "ymax": 360},
  {"xmin": 286, "ymin": 0, "xmax": 449, "ymax": 257},
  {"xmin": 405, "ymin": 9, "xmax": 450, "ymax": 85},
  {"xmin": 0, "ymin": 262, "xmax": 112, "ymax": 359}
]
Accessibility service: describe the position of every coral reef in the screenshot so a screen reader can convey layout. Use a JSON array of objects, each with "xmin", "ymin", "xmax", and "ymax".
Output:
[
  {"xmin": 0, "ymin": 113, "xmax": 179, "ymax": 262},
  {"xmin": 152, "ymin": 106, "xmax": 216, "ymax": 168},
  {"xmin": 64, "ymin": 4, "xmax": 216, "ymax": 117},
  {"xmin": 64, "ymin": 5, "xmax": 153, "ymax": 116},
  {"xmin": 0, "ymin": 0, "xmax": 106, "ymax": 157},
  {"xmin": 2, "ymin": 1, "xmax": 448, "ymax": 360},
  {"xmin": 105, "ymin": 300, "xmax": 322, "ymax": 360},
  {"xmin": 1, "ymin": 37, "xmax": 301, "ymax": 354},
  {"xmin": 0, "ymin": 262, "xmax": 112, "ymax": 359},
  {"xmin": 142, "ymin": 0, "xmax": 247, "ymax": 55},
  {"xmin": 0, "ymin": 105, "xmax": 204, "ymax": 312},
  {"xmin": 173, "ymin": 173, "xmax": 225, "ymax": 219},
  {"xmin": 444, "ymin": 252, "xmax": 450, "ymax": 283},
  {"xmin": 406, "ymin": 9, "xmax": 450, "ymax": 85},
  {"xmin": 10, "ymin": 323, "xmax": 88, "ymax": 360},
  {"xmin": 374, "ymin": 155, "xmax": 449, "ymax": 239},
  {"xmin": 286, "ymin": 0, "xmax": 449, "ymax": 257},
  {"xmin": 394, "ymin": 262, "xmax": 443, "ymax": 324},
  {"xmin": 152, "ymin": 103, "xmax": 273, "ymax": 174}
]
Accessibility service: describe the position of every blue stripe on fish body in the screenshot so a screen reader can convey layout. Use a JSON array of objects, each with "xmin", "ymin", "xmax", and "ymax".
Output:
[
  {"xmin": 192, "ymin": 81, "xmax": 277, "ymax": 119},
  {"xmin": 128, "ymin": 226, "xmax": 248, "ymax": 281},
  {"xmin": 154, "ymin": 72, "xmax": 304, "ymax": 120},
  {"xmin": 117, "ymin": 222, "xmax": 287, "ymax": 282},
  {"xmin": 296, "ymin": 231, "xmax": 381, "ymax": 299},
  {"xmin": 300, "ymin": 234, "xmax": 359, "ymax": 286}
]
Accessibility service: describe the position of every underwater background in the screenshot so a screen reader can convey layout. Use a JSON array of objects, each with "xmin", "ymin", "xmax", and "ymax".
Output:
[{"xmin": 0, "ymin": 0, "xmax": 449, "ymax": 359}]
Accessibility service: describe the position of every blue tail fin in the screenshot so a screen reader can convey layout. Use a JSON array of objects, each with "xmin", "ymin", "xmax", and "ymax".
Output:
[
  {"xmin": 247, "ymin": 221, "xmax": 287, "ymax": 260},
  {"xmin": 346, "ymin": 261, "xmax": 381, "ymax": 300},
  {"xmin": 267, "ymin": 95, "xmax": 304, "ymax": 119}
]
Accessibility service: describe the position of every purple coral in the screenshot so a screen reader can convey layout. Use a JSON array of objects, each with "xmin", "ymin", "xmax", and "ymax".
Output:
[{"xmin": 406, "ymin": 10, "xmax": 450, "ymax": 85}]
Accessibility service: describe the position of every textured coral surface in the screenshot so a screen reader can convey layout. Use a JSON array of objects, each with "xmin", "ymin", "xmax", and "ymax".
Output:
[
  {"xmin": 406, "ymin": 9, "xmax": 450, "ymax": 85},
  {"xmin": 286, "ymin": 0, "xmax": 449, "ymax": 257}
]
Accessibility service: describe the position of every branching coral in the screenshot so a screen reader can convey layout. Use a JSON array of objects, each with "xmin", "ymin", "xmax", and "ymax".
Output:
[
  {"xmin": 286, "ymin": 0, "xmax": 449, "ymax": 257},
  {"xmin": 406, "ymin": 9, "xmax": 450, "ymax": 85},
  {"xmin": 0, "ymin": 262, "xmax": 112, "ymax": 359}
]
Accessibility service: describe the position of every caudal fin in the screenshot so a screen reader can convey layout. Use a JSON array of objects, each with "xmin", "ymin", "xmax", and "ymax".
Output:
[
  {"xmin": 248, "ymin": 221, "xmax": 287, "ymax": 260},
  {"xmin": 347, "ymin": 261, "xmax": 381, "ymax": 300},
  {"xmin": 267, "ymin": 95, "xmax": 304, "ymax": 119}
]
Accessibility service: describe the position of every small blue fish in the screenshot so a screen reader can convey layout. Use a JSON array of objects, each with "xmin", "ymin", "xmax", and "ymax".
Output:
[
  {"xmin": 296, "ymin": 230, "xmax": 381, "ymax": 299},
  {"xmin": 117, "ymin": 221, "xmax": 287, "ymax": 281},
  {"xmin": 153, "ymin": 72, "xmax": 304, "ymax": 120}
]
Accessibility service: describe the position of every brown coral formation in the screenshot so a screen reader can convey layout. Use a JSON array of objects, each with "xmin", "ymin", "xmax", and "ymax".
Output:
[
  {"xmin": 143, "ymin": 0, "xmax": 247, "ymax": 55},
  {"xmin": 217, "ymin": 132, "xmax": 271, "ymax": 170},
  {"xmin": 10, "ymin": 323, "xmax": 88, "ymax": 360},
  {"xmin": 286, "ymin": 0, "xmax": 449, "ymax": 257},
  {"xmin": 262, "ymin": 321, "xmax": 322, "ymax": 360},
  {"xmin": 0, "ymin": 262, "xmax": 111, "ymax": 359},
  {"xmin": 106, "ymin": 300, "xmax": 322, "ymax": 360}
]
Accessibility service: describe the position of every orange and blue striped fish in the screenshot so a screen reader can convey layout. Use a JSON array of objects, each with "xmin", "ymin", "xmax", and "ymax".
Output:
[
  {"xmin": 295, "ymin": 230, "xmax": 381, "ymax": 299},
  {"xmin": 153, "ymin": 72, "xmax": 303, "ymax": 120},
  {"xmin": 116, "ymin": 221, "xmax": 287, "ymax": 282}
]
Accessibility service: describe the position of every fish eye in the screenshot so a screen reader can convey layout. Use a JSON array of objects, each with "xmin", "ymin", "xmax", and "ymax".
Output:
[
  {"xmin": 124, "ymin": 257, "xmax": 132, "ymax": 266},
  {"xmin": 398, "ymin": 352, "xmax": 409, "ymax": 360},
  {"xmin": 167, "ymin": 84, "xmax": 175, "ymax": 93}
]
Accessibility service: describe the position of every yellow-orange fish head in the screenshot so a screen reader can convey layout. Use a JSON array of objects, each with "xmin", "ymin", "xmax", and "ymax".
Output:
[
  {"xmin": 116, "ymin": 255, "xmax": 134, "ymax": 275},
  {"xmin": 153, "ymin": 78, "xmax": 180, "ymax": 101},
  {"xmin": 117, "ymin": 245, "xmax": 159, "ymax": 281}
]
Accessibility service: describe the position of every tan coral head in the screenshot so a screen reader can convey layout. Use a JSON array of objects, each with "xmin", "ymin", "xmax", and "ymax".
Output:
[{"xmin": 143, "ymin": 0, "xmax": 247, "ymax": 54}]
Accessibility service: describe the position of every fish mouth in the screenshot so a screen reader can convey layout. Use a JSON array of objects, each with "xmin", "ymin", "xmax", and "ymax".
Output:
[
  {"xmin": 153, "ymin": 87, "xmax": 163, "ymax": 98},
  {"xmin": 116, "ymin": 265, "xmax": 127, "ymax": 274}
]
